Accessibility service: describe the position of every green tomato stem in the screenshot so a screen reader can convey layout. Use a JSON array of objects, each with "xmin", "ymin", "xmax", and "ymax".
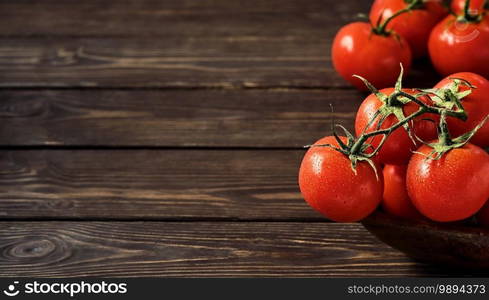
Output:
[
  {"xmin": 438, "ymin": 112, "xmax": 453, "ymax": 146},
  {"xmin": 349, "ymin": 106, "xmax": 427, "ymax": 155},
  {"xmin": 349, "ymin": 91, "xmax": 467, "ymax": 157},
  {"xmin": 374, "ymin": 0, "xmax": 422, "ymax": 35},
  {"xmin": 312, "ymin": 67, "xmax": 475, "ymax": 176},
  {"xmin": 459, "ymin": 0, "xmax": 483, "ymax": 22}
]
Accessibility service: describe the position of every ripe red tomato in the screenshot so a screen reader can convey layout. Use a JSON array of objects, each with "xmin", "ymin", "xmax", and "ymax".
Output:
[
  {"xmin": 298, "ymin": 136, "xmax": 383, "ymax": 222},
  {"xmin": 451, "ymin": 0, "xmax": 486, "ymax": 15},
  {"xmin": 370, "ymin": 0, "xmax": 448, "ymax": 58},
  {"xmin": 406, "ymin": 143, "xmax": 489, "ymax": 222},
  {"xmin": 382, "ymin": 165, "xmax": 423, "ymax": 219},
  {"xmin": 434, "ymin": 72, "xmax": 489, "ymax": 148},
  {"xmin": 355, "ymin": 88, "xmax": 438, "ymax": 165},
  {"xmin": 332, "ymin": 22, "xmax": 412, "ymax": 91},
  {"xmin": 429, "ymin": 14, "xmax": 489, "ymax": 77}
]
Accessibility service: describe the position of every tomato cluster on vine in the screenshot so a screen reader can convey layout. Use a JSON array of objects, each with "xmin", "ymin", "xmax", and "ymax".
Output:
[
  {"xmin": 298, "ymin": 69, "xmax": 489, "ymax": 225},
  {"xmin": 332, "ymin": 0, "xmax": 489, "ymax": 90}
]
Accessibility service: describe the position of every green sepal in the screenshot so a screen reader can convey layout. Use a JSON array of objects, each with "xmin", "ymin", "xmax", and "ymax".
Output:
[
  {"xmin": 394, "ymin": 63, "xmax": 404, "ymax": 91},
  {"xmin": 419, "ymin": 79, "xmax": 472, "ymax": 121},
  {"xmin": 333, "ymin": 129, "xmax": 349, "ymax": 151},
  {"xmin": 334, "ymin": 124, "xmax": 356, "ymax": 148},
  {"xmin": 419, "ymin": 115, "xmax": 489, "ymax": 160},
  {"xmin": 353, "ymin": 75, "xmax": 388, "ymax": 102},
  {"xmin": 349, "ymin": 154, "xmax": 380, "ymax": 181}
]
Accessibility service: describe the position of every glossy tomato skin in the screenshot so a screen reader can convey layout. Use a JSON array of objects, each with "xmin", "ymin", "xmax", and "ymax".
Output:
[
  {"xmin": 382, "ymin": 165, "xmax": 423, "ymax": 219},
  {"xmin": 370, "ymin": 0, "xmax": 448, "ymax": 58},
  {"xmin": 332, "ymin": 22, "xmax": 412, "ymax": 91},
  {"xmin": 451, "ymin": 0, "xmax": 486, "ymax": 15},
  {"xmin": 434, "ymin": 72, "xmax": 489, "ymax": 148},
  {"xmin": 406, "ymin": 143, "xmax": 489, "ymax": 222},
  {"xmin": 429, "ymin": 14, "xmax": 489, "ymax": 78},
  {"xmin": 298, "ymin": 136, "xmax": 383, "ymax": 222},
  {"xmin": 355, "ymin": 88, "xmax": 438, "ymax": 165}
]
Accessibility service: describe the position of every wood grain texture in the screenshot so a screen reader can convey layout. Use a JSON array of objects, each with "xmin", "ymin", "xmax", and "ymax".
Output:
[
  {"xmin": 0, "ymin": 150, "xmax": 325, "ymax": 220},
  {"xmin": 0, "ymin": 37, "xmax": 337, "ymax": 88},
  {"xmin": 0, "ymin": 89, "xmax": 362, "ymax": 147},
  {"xmin": 0, "ymin": 0, "xmax": 440, "ymax": 89},
  {"xmin": 0, "ymin": 0, "xmax": 370, "ymax": 38},
  {"xmin": 0, "ymin": 0, "xmax": 368, "ymax": 88},
  {"xmin": 0, "ymin": 38, "xmax": 441, "ymax": 88},
  {"xmin": 0, "ymin": 221, "xmax": 460, "ymax": 277}
]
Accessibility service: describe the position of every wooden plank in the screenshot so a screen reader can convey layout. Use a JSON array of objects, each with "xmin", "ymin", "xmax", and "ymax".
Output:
[
  {"xmin": 0, "ymin": 149, "xmax": 325, "ymax": 220},
  {"xmin": 0, "ymin": 38, "xmax": 441, "ymax": 88},
  {"xmin": 0, "ymin": 0, "xmax": 370, "ymax": 38},
  {"xmin": 0, "ymin": 89, "xmax": 362, "ymax": 147},
  {"xmin": 0, "ymin": 37, "xmax": 338, "ymax": 88},
  {"xmin": 0, "ymin": 221, "xmax": 451, "ymax": 277},
  {"xmin": 0, "ymin": 0, "xmax": 373, "ymax": 88},
  {"xmin": 0, "ymin": 0, "xmax": 441, "ymax": 88},
  {"xmin": 0, "ymin": 0, "xmax": 366, "ymax": 88}
]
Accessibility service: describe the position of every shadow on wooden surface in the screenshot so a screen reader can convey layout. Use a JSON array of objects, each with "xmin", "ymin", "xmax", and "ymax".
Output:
[{"xmin": 363, "ymin": 212, "xmax": 489, "ymax": 270}]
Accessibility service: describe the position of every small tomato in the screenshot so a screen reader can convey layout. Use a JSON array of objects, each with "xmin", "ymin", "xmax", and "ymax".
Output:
[
  {"xmin": 407, "ymin": 143, "xmax": 489, "ymax": 222},
  {"xmin": 299, "ymin": 136, "xmax": 383, "ymax": 222},
  {"xmin": 332, "ymin": 22, "xmax": 412, "ymax": 90}
]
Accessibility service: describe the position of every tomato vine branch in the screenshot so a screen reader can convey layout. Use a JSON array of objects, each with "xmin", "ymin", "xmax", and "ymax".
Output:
[
  {"xmin": 374, "ymin": 0, "xmax": 423, "ymax": 35},
  {"xmin": 307, "ymin": 65, "xmax": 481, "ymax": 178}
]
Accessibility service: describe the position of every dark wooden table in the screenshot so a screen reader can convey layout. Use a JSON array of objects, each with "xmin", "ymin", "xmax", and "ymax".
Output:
[{"xmin": 0, "ymin": 0, "xmax": 474, "ymax": 277}]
